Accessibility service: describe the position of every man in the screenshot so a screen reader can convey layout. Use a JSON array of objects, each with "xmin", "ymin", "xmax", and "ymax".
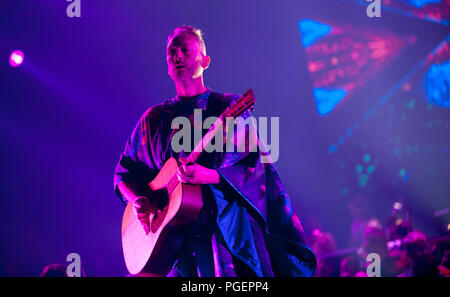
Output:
[{"xmin": 114, "ymin": 25, "xmax": 316, "ymax": 277}]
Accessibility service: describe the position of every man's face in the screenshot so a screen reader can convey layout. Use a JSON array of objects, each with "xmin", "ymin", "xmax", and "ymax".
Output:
[{"xmin": 166, "ymin": 33, "xmax": 208, "ymax": 82}]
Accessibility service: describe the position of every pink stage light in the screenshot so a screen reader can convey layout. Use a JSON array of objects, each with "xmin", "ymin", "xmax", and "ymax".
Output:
[
  {"xmin": 9, "ymin": 50, "xmax": 24, "ymax": 67},
  {"xmin": 312, "ymin": 228, "xmax": 321, "ymax": 237}
]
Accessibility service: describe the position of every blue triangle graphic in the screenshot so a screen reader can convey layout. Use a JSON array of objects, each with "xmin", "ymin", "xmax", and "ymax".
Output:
[
  {"xmin": 313, "ymin": 88, "xmax": 347, "ymax": 116},
  {"xmin": 426, "ymin": 61, "xmax": 450, "ymax": 108},
  {"xmin": 407, "ymin": 0, "xmax": 442, "ymax": 8},
  {"xmin": 298, "ymin": 19, "xmax": 332, "ymax": 48}
]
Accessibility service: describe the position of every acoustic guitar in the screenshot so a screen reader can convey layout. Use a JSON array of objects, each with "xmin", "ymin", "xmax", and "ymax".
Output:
[{"xmin": 121, "ymin": 89, "xmax": 256, "ymax": 276}]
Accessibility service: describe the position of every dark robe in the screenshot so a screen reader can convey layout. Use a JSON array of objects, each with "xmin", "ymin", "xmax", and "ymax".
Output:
[{"xmin": 113, "ymin": 89, "xmax": 317, "ymax": 276}]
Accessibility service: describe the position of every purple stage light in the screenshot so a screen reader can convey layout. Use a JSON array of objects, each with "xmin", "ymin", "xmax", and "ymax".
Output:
[{"xmin": 9, "ymin": 50, "xmax": 24, "ymax": 67}]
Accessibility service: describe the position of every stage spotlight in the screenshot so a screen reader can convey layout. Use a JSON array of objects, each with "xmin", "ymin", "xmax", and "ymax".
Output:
[
  {"xmin": 9, "ymin": 50, "xmax": 24, "ymax": 67},
  {"xmin": 312, "ymin": 228, "xmax": 321, "ymax": 237}
]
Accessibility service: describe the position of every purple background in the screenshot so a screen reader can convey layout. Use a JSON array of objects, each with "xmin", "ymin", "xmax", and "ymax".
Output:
[{"xmin": 0, "ymin": 0, "xmax": 448, "ymax": 276}]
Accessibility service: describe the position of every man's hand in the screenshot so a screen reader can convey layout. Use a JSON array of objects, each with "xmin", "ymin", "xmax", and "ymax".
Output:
[
  {"xmin": 177, "ymin": 158, "xmax": 220, "ymax": 185},
  {"xmin": 133, "ymin": 196, "xmax": 157, "ymax": 235}
]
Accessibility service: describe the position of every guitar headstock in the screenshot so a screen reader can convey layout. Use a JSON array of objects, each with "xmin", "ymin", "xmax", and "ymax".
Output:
[{"xmin": 224, "ymin": 89, "xmax": 256, "ymax": 118}]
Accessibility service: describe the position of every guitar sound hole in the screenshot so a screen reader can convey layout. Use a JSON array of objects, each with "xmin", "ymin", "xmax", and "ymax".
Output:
[
  {"xmin": 150, "ymin": 188, "xmax": 169, "ymax": 233},
  {"xmin": 152, "ymin": 188, "xmax": 169, "ymax": 210},
  {"xmin": 151, "ymin": 205, "xmax": 169, "ymax": 233}
]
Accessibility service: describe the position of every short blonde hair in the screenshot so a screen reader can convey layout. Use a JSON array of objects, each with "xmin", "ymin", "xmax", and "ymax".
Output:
[{"xmin": 167, "ymin": 25, "xmax": 206, "ymax": 55}]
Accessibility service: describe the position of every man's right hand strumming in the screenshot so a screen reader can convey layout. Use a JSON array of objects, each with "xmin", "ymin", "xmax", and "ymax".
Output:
[
  {"xmin": 117, "ymin": 181, "xmax": 158, "ymax": 234},
  {"xmin": 133, "ymin": 196, "xmax": 157, "ymax": 235}
]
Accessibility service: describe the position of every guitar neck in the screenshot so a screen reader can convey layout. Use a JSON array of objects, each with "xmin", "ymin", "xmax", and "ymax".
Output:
[
  {"xmin": 185, "ymin": 115, "xmax": 225, "ymax": 164},
  {"xmin": 184, "ymin": 89, "xmax": 255, "ymax": 164}
]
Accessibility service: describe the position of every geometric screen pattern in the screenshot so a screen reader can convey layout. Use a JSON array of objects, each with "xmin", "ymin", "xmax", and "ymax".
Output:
[{"xmin": 298, "ymin": 18, "xmax": 416, "ymax": 116}]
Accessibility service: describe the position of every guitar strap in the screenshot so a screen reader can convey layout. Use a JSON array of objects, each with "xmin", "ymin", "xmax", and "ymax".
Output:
[{"xmin": 205, "ymin": 91, "xmax": 228, "ymax": 119}]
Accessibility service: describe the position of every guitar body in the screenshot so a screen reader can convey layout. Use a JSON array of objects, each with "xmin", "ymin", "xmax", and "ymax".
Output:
[{"xmin": 121, "ymin": 157, "xmax": 203, "ymax": 276}]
